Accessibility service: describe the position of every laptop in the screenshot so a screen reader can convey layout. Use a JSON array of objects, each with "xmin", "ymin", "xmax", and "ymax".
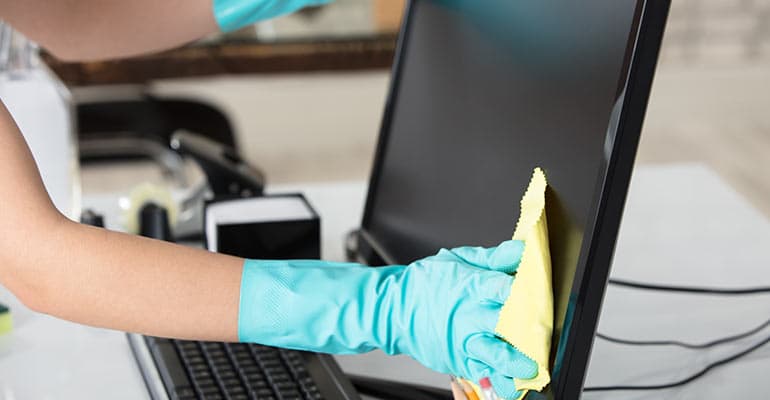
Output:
[{"xmin": 352, "ymin": 0, "xmax": 670, "ymax": 398}]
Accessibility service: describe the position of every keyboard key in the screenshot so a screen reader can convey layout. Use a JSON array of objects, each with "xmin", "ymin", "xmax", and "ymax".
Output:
[
  {"xmin": 219, "ymin": 377, "xmax": 243, "ymax": 388},
  {"xmin": 247, "ymin": 382, "xmax": 269, "ymax": 393},
  {"xmin": 216, "ymin": 369, "xmax": 237, "ymax": 380},
  {"xmin": 232, "ymin": 349, "xmax": 252, "ymax": 359},
  {"xmin": 268, "ymin": 372, "xmax": 291, "ymax": 382},
  {"xmin": 233, "ymin": 354, "xmax": 253, "ymax": 363},
  {"xmin": 174, "ymin": 387, "xmax": 196, "ymax": 398},
  {"xmin": 189, "ymin": 364, "xmax": 212, "ymax": 377},
  {"xmin": 177, "ymin": 341, "xmax": 201, "ymax": 352},
  {"xmin": 251, "ymin": 346, "xmax": 276, "ymax": 354},
  {"xmin": 269, "ymin": 380, "xmax": 292, "ymax": 390},
  {"xmin": 183, "ymin": 349, "xmax": 205, "ymax": 359},
  {"xmin": 245, "ymin": 378, "xmax": 268, "ymax": 388},
  {"xmin": 208, "ymin": 357, "xmax": 228, "ymax": 366},
  {"xmin": 240, "ymin": 364, "xmax": 260, "ymax": 374},
  {"xmin": 233, "ymin": 350, "xmax": 253, "ymax": 359},
  {"xmin": 228, "ymin": 346, "xmax": 251, "ymax": 355},
  {"xmin": 276, "ymin": 386, "xmax": 302, "ymax": 395},
  {"xmin": 195, "ymin": 378, "xmax": 217, "ymax": 389},
  {"xmin": 212, "ymin": 359, "xmax": 234, "ymax": 369},
  {"xmin": 208, "ymin": 353, "xmax": 227, "ymax": 362},
  {"xmin": 280, "ymin": 351, "xmax": 302, "ymax": 362},
  {"xmin": 300, "ymin": 381, "xmax": 316, "ymax": 389},
  {"xmin": 261, "ymin": 358, "xmax": 283, "ymax": 367},
  {"xmin": 244, "ymin": 371, "xmax": 266, "ymax": 382},
  {"xmin": 251, "ymin": 387, "xmax": 276, "ymax": 398},
  {"xmin": 264, "ymin": 366, "xmax": 289, "ymax": 377},
  {"xmin": 203, "ymin": 346, "xmax": 226, "ymax": 355},
  {"xmin": 199, "ymin": 384, "xmax": 222, "ymax": 395},
  {"xmin": 184, "ymin": 355, "xmax": 207, "ymax": 365},
  {"xmin": 257, "ymin": 358, "xmax": 282, "ymax": 368},
  {"xmin": 226, "ymin": 385, "xmax": 246, "ymax": 395},
  {"xmin": 236, "ymin": 360, "xmax": 259, "ymax": 371}
]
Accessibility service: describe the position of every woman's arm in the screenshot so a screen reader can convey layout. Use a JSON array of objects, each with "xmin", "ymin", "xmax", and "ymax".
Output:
[
  {"xmin": 0, "ymin": 101, "xmax": 242, "ymax": 341},
  {"xmin": 0, "ymin": 0, "xmax": 217, "ymax": 61},
  {"xmin": 0, "ymin": 103, "xmax": 536, "ymax": 397}
]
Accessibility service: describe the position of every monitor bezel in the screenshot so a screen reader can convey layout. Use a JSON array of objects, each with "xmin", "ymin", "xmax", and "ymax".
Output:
[{"xmin": 356, "ymin": 0, "xmax": 671, "ymax": 397}]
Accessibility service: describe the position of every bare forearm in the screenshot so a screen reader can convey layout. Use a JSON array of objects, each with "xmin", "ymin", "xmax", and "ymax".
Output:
[
  {"xmin": 35, "ymin": 221, "xmax": 243, "ymax": 341},
  {"xmin": 0, "ymin": 101, "xmax": 241, "ymax": 341},
  {"xmin": 0, "ymin": 0, "xmax": 218, "ymax": 61}
]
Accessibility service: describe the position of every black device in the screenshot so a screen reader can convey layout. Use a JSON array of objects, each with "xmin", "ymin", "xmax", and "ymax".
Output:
[
  {"xmin": 353, "ymin": 0, "xmax": 670, "ymax": 399},
  {"xmin": 139, "ymin": 203, "xmax": 174, "ymax": 241},
  {"xmin": 80, "ymin": 209, "xmax": 105, "ymax": 228},
  {"xmin": 204, "ymin": 194, "xmax": 321, "ymax": 260},
  {"xmin": 171, "ymin": 130, "xmax": 266, "ymax": 198}
]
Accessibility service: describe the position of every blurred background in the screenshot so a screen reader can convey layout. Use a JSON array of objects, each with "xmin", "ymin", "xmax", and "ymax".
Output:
[
  {"xmin": 54, "ymin": 0, "xmax": 769, "ymax": 219},
  {"xmin": 640, "ymin": 0, "xmax": 770, "ymax": 217}
]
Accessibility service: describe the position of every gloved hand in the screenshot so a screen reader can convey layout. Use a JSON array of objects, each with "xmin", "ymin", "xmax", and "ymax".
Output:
[
  {"xmin": 238, "ymin": 240, "xmax": 538, "ymax": 398},
  {"xmin": 214, "ymin": 0, "xmax": 334, "ymax": 32}
]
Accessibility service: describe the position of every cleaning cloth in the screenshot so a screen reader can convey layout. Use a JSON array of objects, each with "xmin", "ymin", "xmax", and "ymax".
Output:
[
  {"xmin": 468, "ymin": 168, "xmax": 554, "ymax": 399},
  {"xmin": 499, "ymin": 167, "xmax": 553, "ymax": 396}
]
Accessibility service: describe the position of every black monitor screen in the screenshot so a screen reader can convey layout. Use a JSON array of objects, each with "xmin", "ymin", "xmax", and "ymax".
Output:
[{"xmin": 362, "ymin": 0, "xmax": 646, "ymax": 396}]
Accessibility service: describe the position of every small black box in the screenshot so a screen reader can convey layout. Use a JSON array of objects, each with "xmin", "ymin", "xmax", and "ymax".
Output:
[{"xmin": 204, "ymin": 194, "xmax": 320, "ymax": 260}]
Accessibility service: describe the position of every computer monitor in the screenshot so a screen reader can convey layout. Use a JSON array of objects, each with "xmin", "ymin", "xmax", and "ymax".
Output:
[{"xmin": 356, "ymin": 0, "xmax": 670, "ymax": 398}]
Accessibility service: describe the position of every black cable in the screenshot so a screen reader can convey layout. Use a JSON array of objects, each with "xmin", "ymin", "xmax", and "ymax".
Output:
[
  {"xmin": 608, "ymin": 278, "xmax": 770, "ymax": 295},
  {"xmin": 584, "ymin": 332, "xmax": 770, "ymax": 392},
  {"xmin": 596, "ymin": 316, "xmax": 770, "ymax": 349},
  {"xmin": 590, "ymin": 279, "xmax": 770, "ymax": 391}
]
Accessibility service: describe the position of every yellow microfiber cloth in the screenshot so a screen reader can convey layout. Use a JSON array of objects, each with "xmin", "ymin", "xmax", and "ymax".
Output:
[{"xmin": 467, "ymin": 167, "xmax": 554, "ymax": 399}]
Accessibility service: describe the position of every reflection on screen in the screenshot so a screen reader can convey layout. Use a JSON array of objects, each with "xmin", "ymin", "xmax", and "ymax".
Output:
[{"xmin": 363, "ymin": 0, "xmax": 638, "ymax": 395}]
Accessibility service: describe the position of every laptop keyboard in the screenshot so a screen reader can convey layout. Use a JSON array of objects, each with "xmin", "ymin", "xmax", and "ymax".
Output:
[{"xmin": 145, "ymin": 337, "xmax": 325, "ymax": 400}]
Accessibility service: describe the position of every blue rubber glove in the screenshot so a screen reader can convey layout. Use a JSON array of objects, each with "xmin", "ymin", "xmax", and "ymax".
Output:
[
  {"xmin": 214, "ymin": 0, "xmax": 334, "ymax": 32},
  {"xmin": 238, "ymin": 240, "xmax": 537, "ymax": 398}
]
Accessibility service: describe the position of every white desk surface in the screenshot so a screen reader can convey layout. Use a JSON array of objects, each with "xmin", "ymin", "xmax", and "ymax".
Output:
[
  {"xmin": 1, "ymin": 163, "xmax": 768, "ymax": 399},
  {"xmin": 584, "ymin": 164, "xmax": 770, "ymax": 399}
]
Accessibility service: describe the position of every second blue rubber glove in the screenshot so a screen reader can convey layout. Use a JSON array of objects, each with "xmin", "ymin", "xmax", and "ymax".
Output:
[
  {"xmin": 238, "ymin": 240, "xmax": 537, "ymax": 398},
  {"xmin": 214, "ymin": 0, "xmax": 334, "ymax": 32}
]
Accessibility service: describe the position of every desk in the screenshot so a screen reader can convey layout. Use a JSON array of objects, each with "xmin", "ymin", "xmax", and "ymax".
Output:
[
  {"xmin": 584, "ymin": 164, "xmax": 770, "ymax": 399},
  {"xmin": 1, "ymin": 164, "xmax": 768, "ymax": 398}
]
